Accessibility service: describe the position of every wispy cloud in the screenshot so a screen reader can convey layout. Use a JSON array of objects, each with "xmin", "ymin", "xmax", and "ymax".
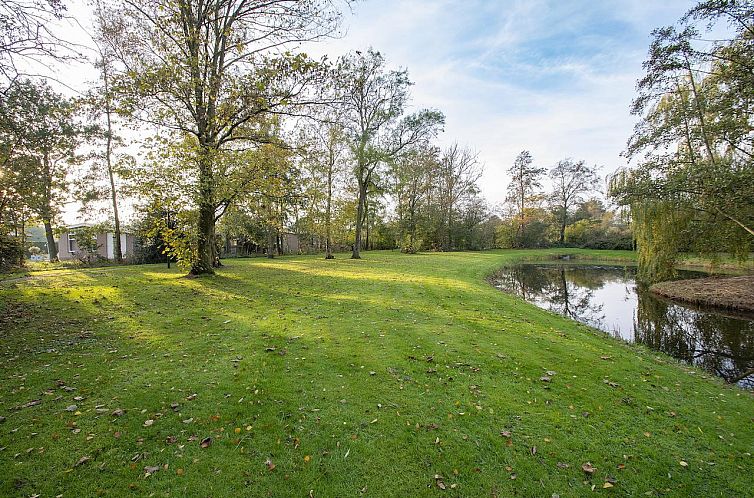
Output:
[{"xmin": 311, "ymin": 0, "xmax": 694, "ymax": 204}]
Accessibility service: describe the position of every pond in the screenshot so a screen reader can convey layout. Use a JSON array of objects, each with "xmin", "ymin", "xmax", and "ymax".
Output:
[{"xmin": 491, "ymin": 262, "xmax": 754, "ymax": 388}]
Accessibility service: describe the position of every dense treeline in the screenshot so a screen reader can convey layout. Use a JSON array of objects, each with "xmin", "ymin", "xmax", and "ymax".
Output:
[
  {"xmin": 0, "ymin": 1, "xmax": 622, "ymax": 273},
  {"xmin": 2, "ymin": 0, "xmax": 748, "ymax": 276}
]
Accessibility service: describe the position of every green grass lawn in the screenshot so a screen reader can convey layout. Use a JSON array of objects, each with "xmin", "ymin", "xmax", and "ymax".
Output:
[{"xmin": 1, "ymin": 249, "xmax": 752, "ymax": 497}]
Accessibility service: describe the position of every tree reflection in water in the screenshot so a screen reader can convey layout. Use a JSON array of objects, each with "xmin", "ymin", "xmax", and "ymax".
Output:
[{"xmin": 493, "ymin": 264, "xmax": 754, "ymax": 388}]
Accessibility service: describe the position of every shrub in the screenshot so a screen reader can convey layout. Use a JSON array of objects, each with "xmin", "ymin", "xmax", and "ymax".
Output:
[{"xmin": 0, "ymin": 233, "xmax": 24, "ymax": 272}]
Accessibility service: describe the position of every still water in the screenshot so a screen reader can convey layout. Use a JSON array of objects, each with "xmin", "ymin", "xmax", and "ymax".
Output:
[{"xmin": 491, "ymin": 263, "xmax": 754, "ymax": 388}]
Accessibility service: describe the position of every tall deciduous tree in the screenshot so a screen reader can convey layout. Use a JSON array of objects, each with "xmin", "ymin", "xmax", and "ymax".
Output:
[
  {"xmin": 300, "ymin": 121, "xmax": 347, "ymax": 259},
  {"xmin": 0, "ymin": 79, "xmax": 82, "ymax": 261},
  {"xmin": 392, "ymin": 146, "xmax": 436, "ymax": 253},
  {"xmin": 610, "ymin": 0, "xmax": 754, "ymax": 281},
  {"xmin": 506, "ymin": 150, "xmax": 545, "ymax": 247},
  {"xmin": 549, "ymin": 159, "xmax": 599, "ymax": 245},
  {"xmin": 335, "ymin": 49, "xmax": 444, "ymax": 259},
  {"xmin": 78, "ymin": 5, "xmax": 131, "ymax": 262},
  {"xmin": 436, "ymin": 143, "xmax": 482, "ymax": 251},
  {"xmin": 101, "ymin": 0, "xmax": 344, "ymax": 274}
]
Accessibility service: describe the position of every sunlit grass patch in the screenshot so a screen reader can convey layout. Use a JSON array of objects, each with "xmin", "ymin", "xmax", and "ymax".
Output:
[{"xmin": 0, "ymin": 249, "xmax": 752, "ymax": 497}]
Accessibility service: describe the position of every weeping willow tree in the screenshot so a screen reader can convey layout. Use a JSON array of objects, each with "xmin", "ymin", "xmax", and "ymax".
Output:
[{"xmin": 610, "ymin": 0, "xmax": 754, "ymax": 282}]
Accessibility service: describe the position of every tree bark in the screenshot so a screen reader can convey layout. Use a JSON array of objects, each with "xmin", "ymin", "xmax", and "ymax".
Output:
[
  {"xmin": 43, "ymin": 219, "xmax": 57, "ymax": 262},
  {"xmin": 192, "ymin": 149, "xmax": 216, "ymax": 274},
  {"xmin": 352, "ymin": 181, "xmax": 366, "ymax": 259},
  {"xmin": 325, "ymin": 156, "xmax": 334, "ymax": 259},
  {"xmin": 266, "ymin": 228, "xmax": 276, "ymax": 259},
  {"xmin": 102, "ymin": 60, "xmax": 123, "ymax": 263}
]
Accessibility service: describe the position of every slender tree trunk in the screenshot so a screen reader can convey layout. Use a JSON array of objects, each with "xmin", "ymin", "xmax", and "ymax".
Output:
[
  {"xmin": 102, "ymin": 60, "xmax": 123, "ymax": 263},
  {"xmin": 686, "ymin": 64, "xmax": 716, "ymax": 162},
  {"xmin": 325, "ymin": 158, "xmax": 334, "ymax": 259},
  {"xmin": 518, "ymin": 180, "xmax": 525, "ymax": 248},
  {"xmin": 19, "ymin": 215, "xmax": 26, "ymax": 266},
  {"xmin": 364, "ymin": 196, "xmax": 370, "ymax": 251},
  {"xmin": 266, "ymin": 229, "xmax": 276, "ymax": 259},
  {"xmin": 559, "ymin": 206, "xmax": 567, "ymax": 245},
  {"xmin": 447, "ymin": 203, "xmax": 453, "ymax": 251},
  {"xmin": 352, "ymin": 180, "xmax": 366, "ymax": 259}
]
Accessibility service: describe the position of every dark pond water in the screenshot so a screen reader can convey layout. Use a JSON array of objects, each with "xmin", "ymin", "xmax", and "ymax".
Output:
[{"xmin": 491, "ymin": 263, "xmax": 754, "ymax": 388}]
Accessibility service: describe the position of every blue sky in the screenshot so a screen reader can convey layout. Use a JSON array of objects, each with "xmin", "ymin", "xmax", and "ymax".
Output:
[
  {"xmin": 304, "ymin": 0, "xmax": 698, "ymax": 205},
  {"xmin": 51, "ymin": 0, "xmax": 698, "ymax": 220}
]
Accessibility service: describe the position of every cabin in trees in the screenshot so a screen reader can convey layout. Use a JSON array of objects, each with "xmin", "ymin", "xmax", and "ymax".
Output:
[{"xmin": 57, "ymin": 224, "xmax": 136, "ymax": 262}]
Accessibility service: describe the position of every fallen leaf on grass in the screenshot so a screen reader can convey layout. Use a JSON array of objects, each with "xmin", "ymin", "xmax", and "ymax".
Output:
[
  {"xmin": 200, "ymin": 437, "xmax": 212, "ymax": 448},
  {"xmin": 434, "ymin": 474, "xmax": 446, "ymax": 490},
  {"xmin": 680, "ymin": 461, "xmax": 688, "ymax": 467},
  {"xmin": 265, "ymin": 458, "xmax": 276, "ymax": 471},
  {"xmin": 18, "ymin": 399, "xmax": 41, "ymax": 409},
  {"xmin": 144, "ymin": 466, "xmax": 160, "ymax": 476},
  {"xmin": 500, "ymin": 430, "xmax": 511, "ymax": 438},
  {"xmin": 143, "ymin": 420, "xmax": 154, "ymax": 427},
  {"xmin": 603, "ymin": 482, "xmax": 613, "ymax": 489},
  {"xmin": 111, "ymin": 408, "xmax": 125, "ymax": 417},
  {"xmin": 176, "ymin": 468, "xmax": 184, "ymax": 476},
  {"xmin": 186, "ymin": 394, "xmax": 197, "ymax": 401},
  {"xmin": 582, "ymin": 462, "xmax": 596, "ymax": 474},
  {"xmin": 75, "ymin": 456, "xmax": 91, "ymax": 467},
  {"xmin": 304, "ymin": 455, "xmax": 311, "ymax": 463},
  {"xmin": 557, "ymin": 462, "xmax": 569, "ymax": 469}
]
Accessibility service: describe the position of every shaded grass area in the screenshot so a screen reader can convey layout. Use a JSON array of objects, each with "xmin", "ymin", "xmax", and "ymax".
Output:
[
  {"xmin": 651, "ymin": 275, "xmax": 754, "ymax": 313},
  {"xmin": 0, "ymin": 249, "xmax": 752, "ymax": 497}
]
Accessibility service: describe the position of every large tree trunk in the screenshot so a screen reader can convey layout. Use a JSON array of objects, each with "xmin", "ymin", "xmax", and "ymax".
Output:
[
  {"xmin": 192, "ymin": 152, "xmax": 216, "ymax": 275},
  {"xmin": 43, "ymin": 219, "xmax": 57, "ymax": 262}
]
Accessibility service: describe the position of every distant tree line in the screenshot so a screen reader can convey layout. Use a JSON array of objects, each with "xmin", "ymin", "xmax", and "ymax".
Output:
[{"xmin": 1, "ymin": 0, "xmax": 639, "ymax": 275}]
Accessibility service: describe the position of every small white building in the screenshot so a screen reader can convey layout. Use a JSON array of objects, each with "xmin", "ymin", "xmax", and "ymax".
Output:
[{"xmin": 57, "ymin": 224, "xmax": 136, "ymax": 261}]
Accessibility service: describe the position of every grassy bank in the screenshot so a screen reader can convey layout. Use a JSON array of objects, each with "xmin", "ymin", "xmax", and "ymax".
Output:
[{"xmin": 1, "ymin": 249, "xmax": 752, "ymax": 497}]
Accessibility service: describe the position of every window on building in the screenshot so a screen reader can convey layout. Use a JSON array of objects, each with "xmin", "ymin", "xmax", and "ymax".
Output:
[{"xmin": 67, "ymin": 233, "xmax": 76, "ymax": 253}]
